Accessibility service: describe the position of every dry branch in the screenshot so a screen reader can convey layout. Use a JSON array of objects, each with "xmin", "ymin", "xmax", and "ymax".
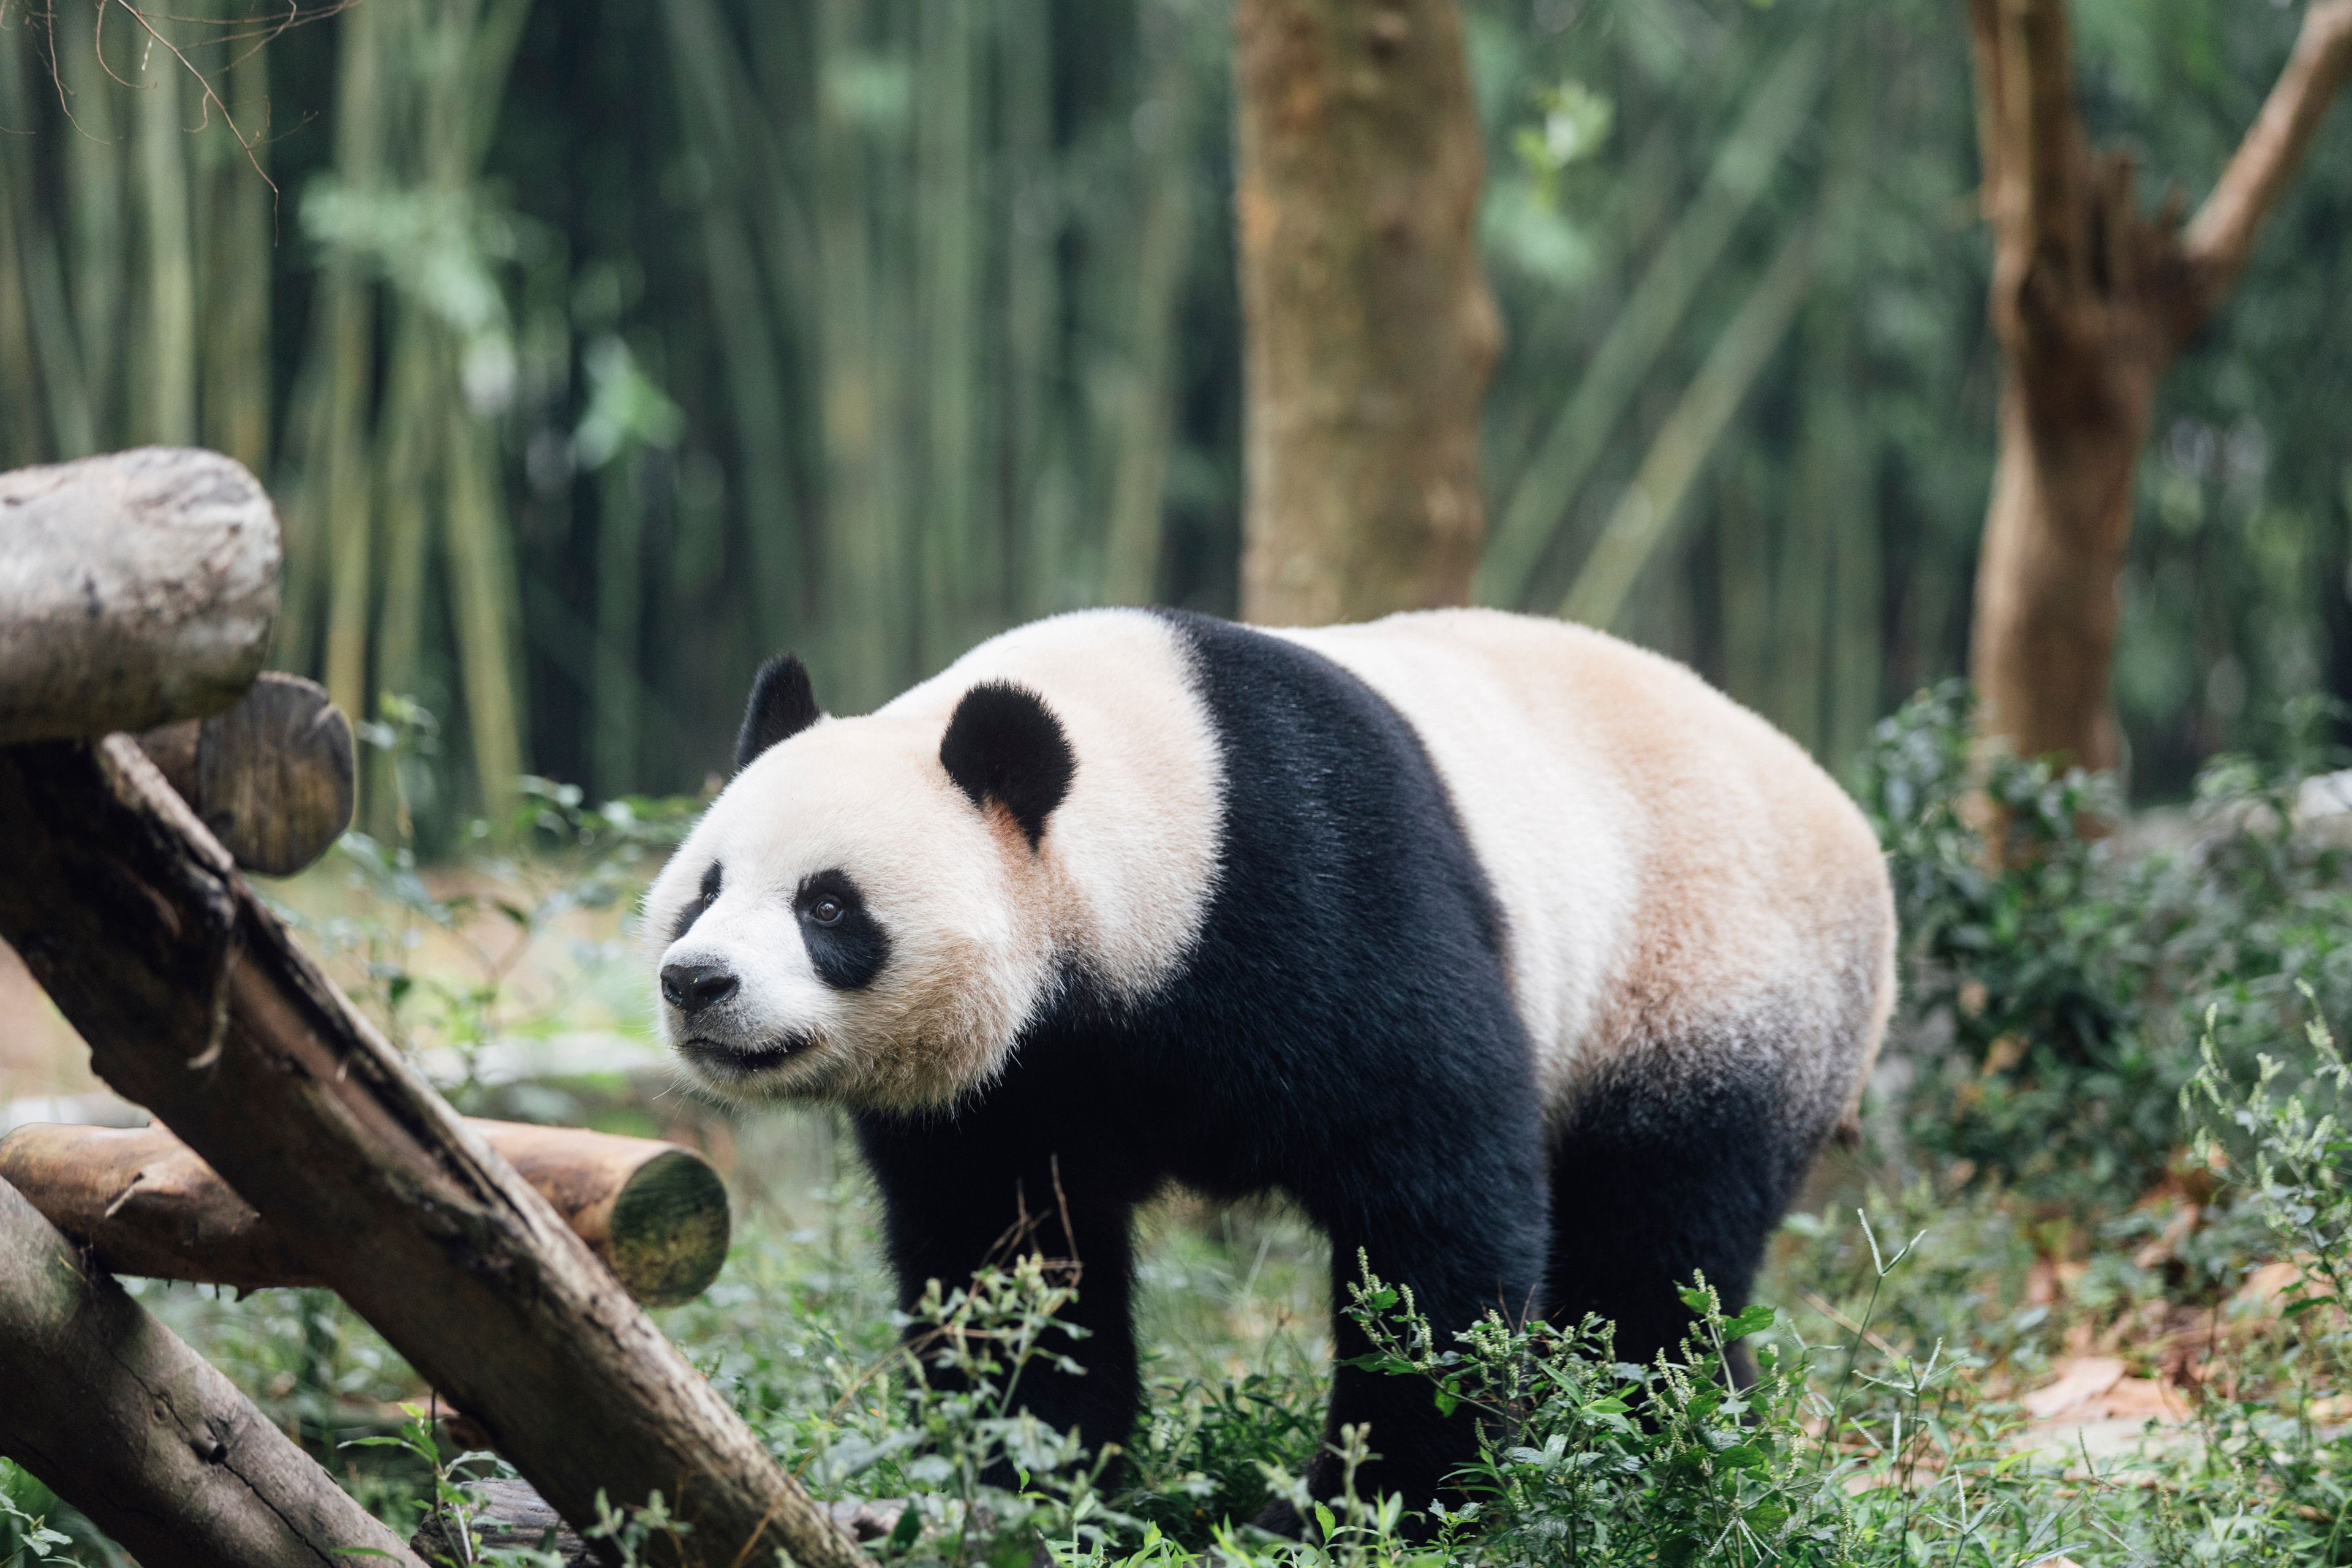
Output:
[
  {"xmin": 0, "ymin": 448, "xmax": 279, "ymax": 744},
  {"xmin": 0, "ymin": 1173, "xmax": 424, "ymax": 1568},
  {"xmin": 2184, "ymin": 1, "xmax": 2352, "ymax": 309},
  {"xmin": 0, "ymin": 737, "xmax": 864, "ymax": 1568},
  {"xmin": 136, "ymin": 673, "xmax": 356, "ymax": 877},
  {"xmin": 0, "ymin": 1118, "xmax": 730, "ymax": 1308}
]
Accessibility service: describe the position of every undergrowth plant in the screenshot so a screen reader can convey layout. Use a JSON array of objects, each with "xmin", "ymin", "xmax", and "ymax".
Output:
[{"xmin": 1856, "ymin": 684, "xmax": 2352, "ymax": 1205}]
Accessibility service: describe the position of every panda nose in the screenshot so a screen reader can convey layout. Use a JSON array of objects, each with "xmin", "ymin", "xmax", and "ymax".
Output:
[{"xmin": 661, "ymin": 961, "xmax": 740, "ymax": 1015}]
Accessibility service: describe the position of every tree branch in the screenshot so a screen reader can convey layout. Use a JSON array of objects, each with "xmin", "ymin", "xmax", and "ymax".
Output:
[{"xmin": 2182, "ymin": 0, "xmax": 2352, "ymax": 323}]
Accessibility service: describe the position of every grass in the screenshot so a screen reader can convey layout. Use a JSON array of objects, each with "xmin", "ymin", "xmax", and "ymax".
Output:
[{"xmin": 12, "ymin": 688, "xmax": 2352, "ymax": 1566}]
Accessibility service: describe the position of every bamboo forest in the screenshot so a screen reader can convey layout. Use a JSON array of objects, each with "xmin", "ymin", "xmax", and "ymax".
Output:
[{"xmin": 1, "ymin": 0, "xmax": 2344, "ymax": 833}]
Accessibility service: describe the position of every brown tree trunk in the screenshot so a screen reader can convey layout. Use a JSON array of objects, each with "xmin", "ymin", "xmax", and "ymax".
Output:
[
  {"xmin": 1232, "ymin": 0, "xmax": 1499, "ymax": 625},
  {"xmin": 1966, "ymin": 0, "xmax": 2352, "ymax": 770}
]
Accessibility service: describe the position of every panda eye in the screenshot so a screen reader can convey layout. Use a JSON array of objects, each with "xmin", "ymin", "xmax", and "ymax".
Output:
[{"xmin": 809, "ymin": 897, "xmax": 844, "ymax": 926}]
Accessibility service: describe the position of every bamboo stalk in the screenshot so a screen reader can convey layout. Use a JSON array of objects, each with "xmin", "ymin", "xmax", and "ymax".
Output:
[
  {"xmin": 595, "ymin": 452, "xmax": 645, "ymax": 797},
  {"xmin": 0, "ymin": 74, "xmax": 38, "ymax": 467},
  {"xmin": 203, "ymin": 31, "xmax": 271, "ymax": 478},
  {"xmin": 310, "ymin": 0, "xmax": 387, "ymax": 728},
  {"xmin": 999, "ymin": 0, "xmax": 1063, "ymax": 620},
  {"xmin": 62, "ymin": 7, "xmax": 126, "ymax": 443},
  {"xmin": 662, "ymin": 0, "xmax": 807, "ymax": 657},
  {"xmin": 135, "ymin": 23, "xmax": 199, "ymax": 448},
  {"xmin": 443, "ymin": 409, "xmax": 527, "ymax": 812},
  {"xmin": 915, "ymin": 0, "xmax": 986, "ymax": 665},
  {"xmin": 1482, "ymin": 34, "xmax": 1826, "ymax": 609},
  {"xmin": 366, "ymin": 311, "xmax": 440, "ymax": 834},
  {"xmin": 816, "ymin": 0, "xmax": 893, "ymax": 708},
  {"xmin": 1561, "ymin": 221, "xmax": 1817, "ymax": 631},
  {"xmin": 1100, "ymin": 0, "xmax": 1196, "ymax": 608}
]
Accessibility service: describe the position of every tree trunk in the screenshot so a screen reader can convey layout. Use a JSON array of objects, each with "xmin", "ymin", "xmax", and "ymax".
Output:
[
  {"xmin": 1232, "ymin": 0, "xmax": 1499, "ymax": 625},
  {"xmin": 0, "ymin": 1173, "xmax": 424, "ymax": 1568},
  {"xmin": 0, "ymin": 737, "xmax": 863, "ymax": 1568},
  {"xmin": 1965, "ymin": 0, "xmax": 2352, "ymax": 771}
]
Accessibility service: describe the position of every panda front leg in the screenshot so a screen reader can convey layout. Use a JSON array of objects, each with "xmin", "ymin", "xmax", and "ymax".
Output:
[
  {"xmin": 1287, "ymin": 1142, "xmax": 1551, "ymax": 1535},
  {"xmin": 855, "ymin": 1119, "xmax": 1147, "ymax": 1483}
]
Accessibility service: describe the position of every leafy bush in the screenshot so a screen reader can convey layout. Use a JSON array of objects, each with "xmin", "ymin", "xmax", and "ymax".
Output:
[{"xmin": 1856, "ymin": 684, "xmax": 2352, "ymax": 1205}]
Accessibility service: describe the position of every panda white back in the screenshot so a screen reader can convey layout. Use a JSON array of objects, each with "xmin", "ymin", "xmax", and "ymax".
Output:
[{"xmin": 1276, "ymin": 609, "xmax": 1894, "ymax": 1121}]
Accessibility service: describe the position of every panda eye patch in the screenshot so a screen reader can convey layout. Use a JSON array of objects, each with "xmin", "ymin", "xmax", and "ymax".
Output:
[
  {"xmin": 794, "ymin": 870, "xmax": 888, "ymax": 990},
  {"xmin": 672, "ymin": 861, "xmax": 723, "ymax": 943}
]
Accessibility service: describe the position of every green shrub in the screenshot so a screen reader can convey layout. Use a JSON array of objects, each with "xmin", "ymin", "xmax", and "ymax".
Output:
[{"xmin": 1856, "ymin": 685, "xmax": 2352, "ymax": 1206}]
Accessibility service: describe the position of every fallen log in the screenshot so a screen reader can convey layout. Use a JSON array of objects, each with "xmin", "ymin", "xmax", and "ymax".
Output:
[
  {"xmin": 0, "ymin": 1172, "xmax": 424, "ymax": 1568},
  {"xmin": 137, "ymin": 673, "xmax": 356, "ymax": 877},
  {"xmin": 0, "ymin": 448, "xmax": 279, "ymax": 744},
  {"xmin": 0, "ymin": 1118, "xmax": 729, "ymax": 1308},
  {"xmin": 0, "ymin": 737, "xmax": 863, "ymax": 1568}
]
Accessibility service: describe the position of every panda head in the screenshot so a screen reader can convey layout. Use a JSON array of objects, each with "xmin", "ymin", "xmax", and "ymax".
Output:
[{"xmin": 643, "ymin": 653, "xmax": 1076, "ymax": 1111}]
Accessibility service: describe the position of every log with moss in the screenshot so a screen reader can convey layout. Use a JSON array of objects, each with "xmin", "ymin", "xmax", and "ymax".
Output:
[
  {"xmin": 0, "ymin": 1172, "xmax": 424, "ymax": 1568},
  {"xmin": 0, "ymin": 736, "xmax": 864, "ymax": 1568},
  {"xmin": 0, "ymin": 1118, "xmax": 729, "ymax": 1308}
]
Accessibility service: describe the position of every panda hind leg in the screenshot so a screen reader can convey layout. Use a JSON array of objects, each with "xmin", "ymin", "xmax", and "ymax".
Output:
[{"xmin": 1541, "ymin": 1047, "xmax": 1833, "ymax": 1380}]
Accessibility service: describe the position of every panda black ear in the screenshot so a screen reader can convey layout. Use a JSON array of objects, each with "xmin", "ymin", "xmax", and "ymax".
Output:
[
  {"xmin": 736, "ymin": 653, "xmax": 823, "ymax": 770},
  {"xmin": 939, "ymin": 682, "xmax": 1074, "ymax": 849}
]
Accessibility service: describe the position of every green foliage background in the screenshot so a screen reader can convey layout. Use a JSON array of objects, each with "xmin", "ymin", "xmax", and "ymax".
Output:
[{"xmin": 3, "ymin": 0, "xmax": 2349, "ymax": 840}]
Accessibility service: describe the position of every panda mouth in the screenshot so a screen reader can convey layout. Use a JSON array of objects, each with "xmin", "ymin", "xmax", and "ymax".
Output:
[{"xmin": 679, "ymin": 1034, "xmax": 810, "ymax": 1079}]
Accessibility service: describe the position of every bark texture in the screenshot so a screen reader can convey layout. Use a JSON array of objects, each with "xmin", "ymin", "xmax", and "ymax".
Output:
[
  {"xmin": 0, "ymin": 1174, "xmax": 423, "ymax": 1568},
  {"xmin": 0, "ymin": 737, "xmax": 862, "ymax": 1568},
  {"xmin": 0, "ymin": 448, "xmax": 279, "ymax": 743},
  {"xmin": 1966, "ymin": 0, "xmax": 2352, "ymax": 769},
  {"xmin": 1233, "ymin": 0, "xmax": 1499, "ymax": 625},
  {"xmin": 0, "ymin": 1118, "xmax": 730, "ymax": 1308},
  {"xmin": 135, "ymin": 673, "xmax": 356, "ymax": 878}
]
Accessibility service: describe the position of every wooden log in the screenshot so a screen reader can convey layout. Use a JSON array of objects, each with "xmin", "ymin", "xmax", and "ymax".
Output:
[
  {"xmin": 0, "ymin": 739, "xmax": 864, "ymax": 1568},
  {"xmin": 0, "ymin": 1118, "xmax": 730, "ymax": 1308},
  {"xmin": 136, "ymin": 673, "xmax": 356, "ymax": 876},
  {"xmin": 0, "ymin": 1173, "xmax": 424, "ymax": 1568},
  {"xmin": 0, "ymin": 448, "xmax": 279, "ymax": 744}
]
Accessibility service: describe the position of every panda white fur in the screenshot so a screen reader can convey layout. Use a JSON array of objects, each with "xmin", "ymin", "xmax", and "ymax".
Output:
[{"xmin": 645, "ymin": 606, "xmax": 1894, "ymax": 1521}]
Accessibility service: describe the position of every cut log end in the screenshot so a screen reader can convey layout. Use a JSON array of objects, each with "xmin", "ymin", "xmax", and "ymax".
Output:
[
  {"xmin": 137, "ymin": 673, "xmax": 356, "ymax": 876},
  {"xmin": 608, "ymin": 1147, "xmax": 731, "ymax": 1307}
]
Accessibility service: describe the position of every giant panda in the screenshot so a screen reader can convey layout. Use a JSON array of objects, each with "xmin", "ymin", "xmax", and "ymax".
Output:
[{"xmin": 644, "ymin": 606, "xmax": 1894, "ymax": 1523}]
